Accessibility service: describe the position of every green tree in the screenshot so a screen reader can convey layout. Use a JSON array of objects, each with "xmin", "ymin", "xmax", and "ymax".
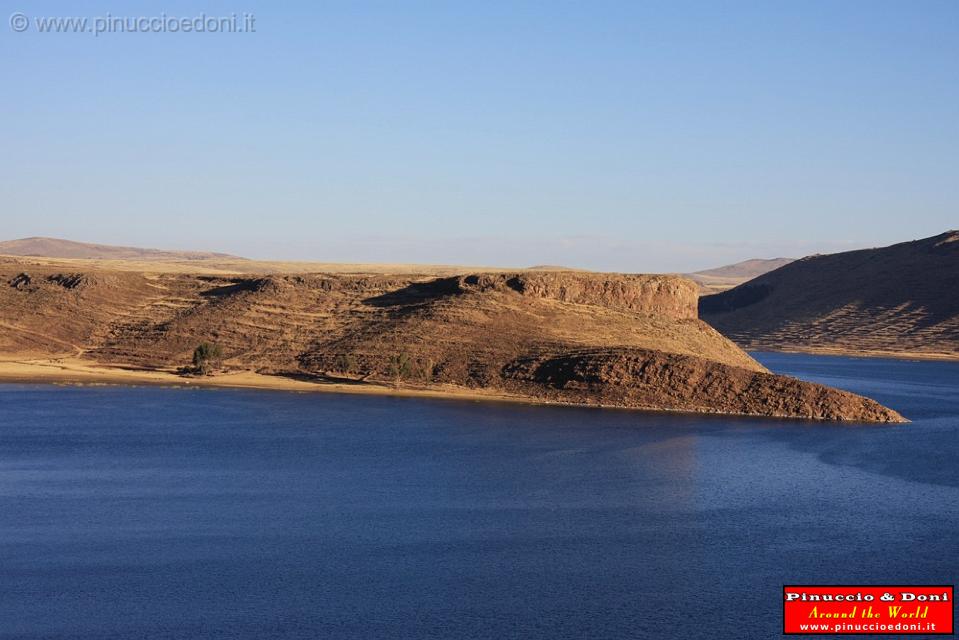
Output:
[
  {"xmin": 335, "ymin": 353, "xmax": 357, "ymax": 374},
  {"xmin": 388, "ymin": 353, "xmax": 415, "ymax": 381},
  {"xmin": 192, "ymin": 342, "xmax": 223, "ymax": 375}
]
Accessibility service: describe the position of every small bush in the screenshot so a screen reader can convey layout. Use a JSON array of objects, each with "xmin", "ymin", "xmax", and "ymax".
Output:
[
  {"xmin": 334, "ymin": 353, "xmax": 358, "ymax": 374},
  {"xmin": 388, "ymin": 353, "xmax": 415, "ymax": 381},
  {"xmin": 385, "ymin": 354, "xmax": 435, "ymax": 383},
  {"xmin": 422, "ymin": 357, "xmax": 435, "ymax": 382}
]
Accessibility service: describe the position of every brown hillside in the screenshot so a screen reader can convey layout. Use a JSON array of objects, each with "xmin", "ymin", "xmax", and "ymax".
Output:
[
  {"xmin": 700, "ymin": 231, "xmax": 959, "ymax": 359},
  {"xmin": 0, "ymin": 258, "xmax": 904, "ymax": 422}
]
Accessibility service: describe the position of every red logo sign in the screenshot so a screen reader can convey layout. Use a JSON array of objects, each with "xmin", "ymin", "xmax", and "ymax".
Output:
[{"xmin": 783, "ymin": 585, "xmax": 953, "ymax": 635}]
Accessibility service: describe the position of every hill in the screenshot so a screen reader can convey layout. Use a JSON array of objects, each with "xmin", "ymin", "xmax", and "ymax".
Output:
[
  {"xmin": 688, "ymin": 258, "xmax": 794, "ymax": 294},
  {"xmin": 700, "ymin": 231, "xmax": 959, "ymax": 359},
  {"xmin": 0, "ymin": 237, "xmax": 242, "ymax": 262},
  {"xmin": 0, "ymin": 237, "xmax": 521, "ymax": 276},
  {"xmin": 0, "ymin": 256, "xmax": 903, "ymax": 421}
]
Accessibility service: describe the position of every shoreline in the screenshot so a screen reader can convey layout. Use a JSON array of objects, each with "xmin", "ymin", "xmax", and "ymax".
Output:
[
  {"xmin": 744, "ymin": 346, "xmax": 959, "ymax": 363},
  {"xmin": 0, "ymin": 356, "xmax": 901, "ymax": 423},
  {"xmin": 0, "ymin": 357, "xmax": 672, "ymax": 416},
  {"xmin": 0, "ymin": 357, "xmax": 536, "ymax": 405}
]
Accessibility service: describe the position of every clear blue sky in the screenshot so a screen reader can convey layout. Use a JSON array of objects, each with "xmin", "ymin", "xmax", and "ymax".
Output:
[{"xmin": 2, "ymin": 1, "xmax": 956, "ymax": 271}]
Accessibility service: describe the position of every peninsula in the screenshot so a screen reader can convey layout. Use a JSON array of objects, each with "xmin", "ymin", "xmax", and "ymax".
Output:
[{"xmin": 0, "ymin": 251, "xmax": 904, "ymax": 422}]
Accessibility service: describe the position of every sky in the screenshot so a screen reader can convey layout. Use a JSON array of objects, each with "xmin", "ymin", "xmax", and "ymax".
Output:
[{"xmin": 1, "ymin": 0, "xmax": 956, "ymax": 272}]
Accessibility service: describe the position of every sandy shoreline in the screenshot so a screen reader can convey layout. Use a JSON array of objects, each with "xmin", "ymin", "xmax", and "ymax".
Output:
[
  {"xmin": 0, "ymin": 357, "xmax": 572, "ymax": 409},
  {"xmin": 746, "ymin": 346, "xmax": 959, "ymax": 363}
]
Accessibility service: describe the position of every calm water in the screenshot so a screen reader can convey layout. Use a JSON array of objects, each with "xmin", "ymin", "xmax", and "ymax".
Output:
[{"xmin": 0, "ymin": 353, "xmax": 956, "ymax": 639}]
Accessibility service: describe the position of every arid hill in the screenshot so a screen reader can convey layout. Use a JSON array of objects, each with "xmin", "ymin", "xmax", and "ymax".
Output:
[
  {"xmin": 0, "ymin": 257, "xmax": 903, "ymax": 421},
  {"xmin": 688, "ymin": 258, "xmax": 795, "ymax": 294},
  {"xmin": 0, "ymin": 237, "xmax": 517, "ymax": 276},
  {"xmin": 0, "ymin": 237, "xmax": 242, "ymax": 262},
  {"xmin": 700, "ymin": 231, "xmax": 959, "ymax": 359}
]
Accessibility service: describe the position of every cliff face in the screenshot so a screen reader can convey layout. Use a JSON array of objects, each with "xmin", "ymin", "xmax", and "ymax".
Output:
[
  {"xmin": 700, "ymin": 231, "xmax": 959, "ymax": 358},
  {"xmin": 469, "ymin": 273, "xmax": 700, "ymax": 319},
  {"xmin": 0, "ymin": 259, "xmax": 905, "ymax": 422}
]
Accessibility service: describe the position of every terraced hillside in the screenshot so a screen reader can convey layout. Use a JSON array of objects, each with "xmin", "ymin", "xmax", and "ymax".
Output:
[
  {"xmin": 701, "ymin": 231, "xmax": 959, "ymax": 359},
  {"xmin": 0, "ymin": 258, "xmax": 904, "ymax": 421}
]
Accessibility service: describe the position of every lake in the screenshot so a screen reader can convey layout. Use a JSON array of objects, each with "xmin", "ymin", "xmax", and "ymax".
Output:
[{"xmin": 0, "ymin": 353, "xmax": 956, "ymax": 639}]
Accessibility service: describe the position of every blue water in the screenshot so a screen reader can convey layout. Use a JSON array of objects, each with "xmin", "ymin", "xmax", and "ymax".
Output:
[{"xmin": 0, "ymin": 353, "xmax": 956, "ymax": 639}]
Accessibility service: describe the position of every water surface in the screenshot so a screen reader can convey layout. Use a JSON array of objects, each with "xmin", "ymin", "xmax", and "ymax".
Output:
[{"xmin": 1, "ymin": 353, "xmax": 956, "ymax": 639}]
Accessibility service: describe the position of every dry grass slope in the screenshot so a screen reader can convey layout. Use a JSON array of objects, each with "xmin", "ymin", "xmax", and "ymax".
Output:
[{"xmin": 700, "ymin": 231, "xmax": 959, "ymax": 359}]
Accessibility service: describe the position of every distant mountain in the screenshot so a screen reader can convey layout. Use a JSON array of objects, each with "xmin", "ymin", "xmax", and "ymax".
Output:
[
  {"xmin": 526, "ymin": 265, "xmax": 584, "ymax": 271},
  {"xmin": 700, "ymin": 231, "xmax": 959, "ymax": 359},
  {"xmin": 687, "ymin": 257, "xmax": 794, "ymax": 294},
  {"xmin": 0, "ymin": 237, "xmax": 243, "ymax": 261}
]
